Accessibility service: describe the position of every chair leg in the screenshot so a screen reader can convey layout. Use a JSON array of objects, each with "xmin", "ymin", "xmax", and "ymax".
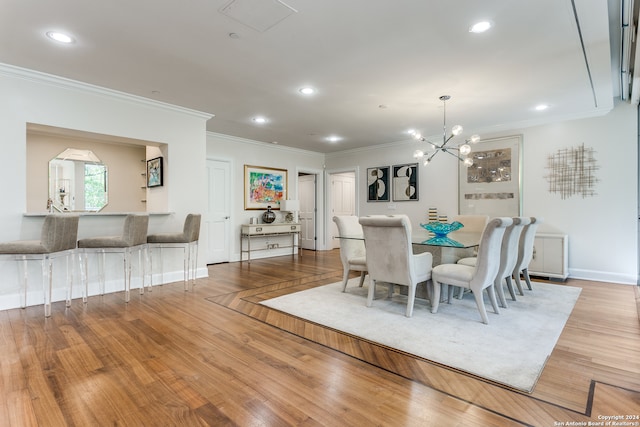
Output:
[
  {"xmin": 183, "ymin": 244, "xmax": 189, "ymax": 292},
  {"xmin": 358, "ymin": 271, "xmax": 366, "ymax": 287},
  {"xmin": 513, "ymin": 271, "xmax": 525, "ymax": 296},
  {"xmin": 65, "ymin": 254, "xmax": 72, "ymax": 307},
  {"xmin": 341, "ymin": 269, "xmax": 350, "ymax": 292},
  {"xmin": 124, "ymin": 249, "xmax": 131, "ymax": 303},
  {"xmin": 43, "ymin": 256, "xmax": 52, "ymax": 318},
  {"xmin": 99, "ymin": 251, "xmax": 106, "ymax": 296},
  {"xmin": 505, "ymin": 276, "xmax": 517, "ymax": 301},
  {"xmin": 430, "ymin": 280, "xmax": 441, "ymax": 313},
  {"xmin": 405, "ymin": 285, "xmax": 416, "ymax": 317},
  {"xmin": 138, "ymin": 248, "xmax": 145, "ymax": 295},
  {"xmin": 494, "ymin": 278, "xmax": 508, "ymax": 308},
  {"xmin": 366, "ymin": 279, "xmax": 377, "ymax": 307},
  {"xmin": 19, "ymin": 256, "xmax": 28, "ymax": 309},
  {"xmin": 487, "ymin": 285, "xmax": 501, "ymax": 315},
  {"xmin": 472, "ymin": 289, "xmax": 490, "ymax": 324},
  {"xmin": 523, "ymin": 268, "xmax": 533, "ymax": 290},
  {"xmin": 80, "ymin": 252, "xmax": 88, "ymax": 303}
]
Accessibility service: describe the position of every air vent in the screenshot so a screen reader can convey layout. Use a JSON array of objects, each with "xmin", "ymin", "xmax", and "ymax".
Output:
[{"xmin": 219, "ymin": 0, "xmax": 297, "ymax": 32}]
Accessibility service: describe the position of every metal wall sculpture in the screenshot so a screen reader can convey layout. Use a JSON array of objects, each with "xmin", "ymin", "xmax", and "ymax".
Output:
[{"xmin": 545, "ymin": 143, "xmax": 598, "ymax": 199}]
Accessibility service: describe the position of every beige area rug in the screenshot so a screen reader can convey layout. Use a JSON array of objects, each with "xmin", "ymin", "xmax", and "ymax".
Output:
[{"xmin": 260, "ymin": 277, "xmax": 581, "ymax": 392}]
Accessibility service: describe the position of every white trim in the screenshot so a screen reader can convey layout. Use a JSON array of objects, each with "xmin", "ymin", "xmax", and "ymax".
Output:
[{"xmin": 0, "ymin": 62, "xmax": 214, "ymax": 121}]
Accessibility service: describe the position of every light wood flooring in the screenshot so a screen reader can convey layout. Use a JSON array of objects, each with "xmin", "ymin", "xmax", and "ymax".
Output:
[{"xmin": 0, "ymin": 249, "xmax": 638, "ymax": 426}]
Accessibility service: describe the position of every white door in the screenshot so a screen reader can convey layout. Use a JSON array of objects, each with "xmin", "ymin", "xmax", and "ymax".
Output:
[
  {"xmin": 331, "ymin": 172, "xmax": 356, "ymax": 249},
  {"xmin": 298, "ymin": 174, "xmax": 316, "ymax": 250},
  {"xmin": 206, "ymin": 159, "xmax": 231, "ymax": 264}
]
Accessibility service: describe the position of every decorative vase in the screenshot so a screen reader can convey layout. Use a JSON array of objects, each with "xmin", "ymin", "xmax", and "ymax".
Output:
[{"xmin": 262, "ymin": 206, "xmax": 276, "ymax": 224}]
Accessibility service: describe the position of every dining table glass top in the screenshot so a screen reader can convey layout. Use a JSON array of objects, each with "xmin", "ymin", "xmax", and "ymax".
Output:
[{"xmin": 338, "ymin": 230, "xmax": 481, "ymax": 248}]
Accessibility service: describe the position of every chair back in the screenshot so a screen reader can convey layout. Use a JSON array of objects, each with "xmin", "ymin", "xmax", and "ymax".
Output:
[
  {"xmin": 183, "ymin": 214, "xmax": 202, "ymax": 242},
  {"xmin": 333, "ymin": 216, "xmax": 366, "ymax": 266},
  {"xmin": 452, "ymin": 215, "xmax": 490, "ymax": 233},
  {"xmin": 513, "ymin": 217, "xmax": 543, "ymax": 273},
  {"xmin": 359, "ymin": 215, "xmax": 415, "ymax": 287},
  {"xmin": 122, "ymin": 214, "xmax": 149, "ymax": 246},
  {"xmin": 495, "ymin": 217, "xmax": 530, "ymax": 280},
  {"xmin": 469, "ymin": 217, "xmax": 512, "ymax": 288},
  {"xmin": 43, "ymin": 214, "xmax": 80, "ymax": 252}
]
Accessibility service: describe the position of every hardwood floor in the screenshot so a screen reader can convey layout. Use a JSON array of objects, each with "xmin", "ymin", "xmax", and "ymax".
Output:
[{"xmin": 0, "ymin": 249, "xmax": 638, "ymax": 426}]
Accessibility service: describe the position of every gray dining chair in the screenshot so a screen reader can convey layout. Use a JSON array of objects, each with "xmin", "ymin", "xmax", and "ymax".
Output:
[
  {"xmin": 359, "ymin": 215, "xmax": 432, "ymax": 317},
  {"xmin": 512, "ymin": 217, "xmax": 543, "ymax": 294},
  {"xmin": 457, "ymin": 217, "xmax": 530, "ymax": 308},
  {"xmin": 431, "ymin": 217, "xmax": 512, "ymax": 324},
  {"xmin": 78, "ymin": 214, "xmax": 149, "ymax": 303},
  {"xmin": 0, "ymin": 214, "xmax": 79, "ymax": 317},
  {"xmin": 332, "ymin": 215, "xmax": 367, "ymax": 292},
  {"xmin": 147, "ymin": 213, "xmax": 201, "ymax": 291}
]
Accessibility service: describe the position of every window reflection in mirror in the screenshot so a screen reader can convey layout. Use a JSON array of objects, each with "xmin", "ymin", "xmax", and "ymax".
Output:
[{"xmin": 49, "ymin": 149, "xmax": 108, "ymax": 212}]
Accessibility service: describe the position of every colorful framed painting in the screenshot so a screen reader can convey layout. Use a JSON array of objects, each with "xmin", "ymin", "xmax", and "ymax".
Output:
[
  {"xmin": 458, "ymin": 135, "xmax": 523, "ymax": 216},
  {"xmin": 244, "ymin": 165, "xmax": 287, "ymax": 210},
  {"xmin": 392, "ymin": 163, "xmax": 418, "ymax": 201},
  {"xmin": 146, "ymin": 157, "xmax": 163, "ymax": 187},
  {"xmin": 367, "ymin": 166, "xmax": 390, "ymax": 202}
]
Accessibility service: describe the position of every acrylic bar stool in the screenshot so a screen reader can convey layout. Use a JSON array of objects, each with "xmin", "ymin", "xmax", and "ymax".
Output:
[
  {"xmin": 147, "ymin": 213, "xmax": 201, "ymax": 291},
  {"xmin": 0, "ymin": 214, "xmax": 79, "ymax": 317},
  {"xmin": 78, "ymin": 214, "xmax": 149, "ymax": 303}
]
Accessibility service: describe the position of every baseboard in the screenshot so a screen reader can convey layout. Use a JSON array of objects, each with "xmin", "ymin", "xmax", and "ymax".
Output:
[
  {"xmin": 0, "ymin": 266, "xmax": 209, "ymax": 312},
  {"xmin": 568, "ymin": 268, "xmax": 636, "ymax": 285}
]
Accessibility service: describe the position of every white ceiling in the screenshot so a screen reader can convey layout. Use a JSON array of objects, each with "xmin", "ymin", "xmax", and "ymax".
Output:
[{"xmin": 0, "ymin": 0, "xmax": 624, "ymax": 153}]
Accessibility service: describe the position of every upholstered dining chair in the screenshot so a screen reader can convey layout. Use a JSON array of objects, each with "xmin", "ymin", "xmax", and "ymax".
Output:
[
  {"xmin": 512, "ymin": 217, "xmax": 543, "ymax": 295},
  {"xmin": 0, "ymin": 214, "xmax": 79, "ymax": 317},
  {"xmin": 359, "ymin": 215, "xmax": 432, "ymax": 318},
  {"xmin": 449, "ymin": 214, "xmax": 489, "ymax": 259},
  {"xmin": 457, "ymin": 217, "xmax": 530, "ymax": 308},
  {"xmin": 147, "ymin": 213, "xmax": 201, "ymax": 291},
  {"xmin": 78, "ymin": 214, "xmax": 149, "ymax": 303},
  {"xmin": 431, "ymin": 217, "xmax": 512, "ymax": 324},
  {"xmin": 332, "ymin": 215, "xmax": 367, "ymax": 292}
]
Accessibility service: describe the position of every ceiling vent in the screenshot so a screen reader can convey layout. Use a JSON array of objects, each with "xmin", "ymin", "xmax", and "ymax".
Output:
[{"xmin": 218, "ymin": 0, "xmax": 297, "ymax": 32}]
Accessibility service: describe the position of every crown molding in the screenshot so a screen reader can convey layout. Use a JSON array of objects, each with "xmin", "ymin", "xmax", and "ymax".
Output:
[
  {"xmin": 0, "ymin": 62, "xmax": 213, "ymax": 121},
  {"xmin": 207, "ymin": 131, "xmax": 324, "ymax": 158}
]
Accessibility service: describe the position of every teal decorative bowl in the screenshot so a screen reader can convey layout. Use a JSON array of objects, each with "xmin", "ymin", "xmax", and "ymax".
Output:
[{"xmin": 420, "ymin": 221, "xmax": 464, "ymax": 237}]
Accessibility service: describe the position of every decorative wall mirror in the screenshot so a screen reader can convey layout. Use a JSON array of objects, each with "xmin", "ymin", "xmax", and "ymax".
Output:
[{"xmin": 48, "ymin": 148, "xmax": 108, "ymax": 212}]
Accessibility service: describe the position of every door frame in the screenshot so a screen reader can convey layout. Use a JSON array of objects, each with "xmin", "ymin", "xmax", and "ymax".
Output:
[
  {"xmin": 325, "ymin": 166, "xmax": 360, "ymax": 250},
  {"xmin": 295, "ymin": 166, "xmax": 325, "ymax": 250},
  {"xmin": 206, "ymin": 156, "xmax": 233, "ymax": 264}
]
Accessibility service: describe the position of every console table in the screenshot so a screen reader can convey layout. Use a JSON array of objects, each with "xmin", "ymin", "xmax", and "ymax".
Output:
[{"xmin": 240, "ymin": 223, "xmax": 301, "ymax": 263}]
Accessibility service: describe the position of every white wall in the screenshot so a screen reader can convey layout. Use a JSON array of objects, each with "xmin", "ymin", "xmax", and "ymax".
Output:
[
  {"xmin": 206, "ymin": 133, "xmax": 325, "ymax": 260},
  {"xmin": 324, "ymin": 100, "xmax": 638, "ymax": 284},
  {"xmin": 0, "ymin": 64, "xmax": 212, "ymax": 309}
]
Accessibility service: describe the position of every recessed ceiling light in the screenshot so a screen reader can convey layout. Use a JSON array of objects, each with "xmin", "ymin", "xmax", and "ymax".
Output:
[
  {"xmin": 326, "ymin": 135, "xmax": 341, "ymax": 143},
  {"xmin": 299, "ymin": 86, "xmax": 316, "ymax": 95},
  {"xmin": 535, "ymin": 104, "xmax": 549, "ymax": 111},
  {"xmin": 46, "ymin": 31, "xmax": 75, "ymax": 44},
  {"xmin": 469, "ymin": 21, "xmax": 492, "ymax": 33},
  {"xmin": 252, "ymin": 116, "xmax": 267, "ymax": 124}
]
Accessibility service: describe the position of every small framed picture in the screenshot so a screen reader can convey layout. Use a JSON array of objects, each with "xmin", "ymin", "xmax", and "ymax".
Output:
[
  {"xmin": 367, "ymin": 166, "xmax": 390, "ymax": 202},
  {"xmin": 147, "ymin": 157, "xmax": 163, "ymax": 188},
  {"xmin": 392, "ymin": 163, "xmax": 419, "ymax": 201}
]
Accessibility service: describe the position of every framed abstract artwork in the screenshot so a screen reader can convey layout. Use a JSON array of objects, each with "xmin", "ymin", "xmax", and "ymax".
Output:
[
  {"xmin": 458, "ymin": 135, "xmax": 522, "ymax": 216},
  {"xmin": 392, "ymin": 163, "xmax": 418, "ymax": 201},
  {"xmin": 367, "ymin": 166, "xmax": 390, "ymax": 202},
  {"xmin": 146, "ymin": 157, "xmax": 163, "ymax": 187},
  {"xmin": 244, "ymin": 165, "xmax": 287, "ymax": 210}
]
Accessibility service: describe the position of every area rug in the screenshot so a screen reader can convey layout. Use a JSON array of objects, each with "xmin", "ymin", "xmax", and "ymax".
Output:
[{"xmin": 260, "ymin": 278, "xmax": 581, "ymax": 392}]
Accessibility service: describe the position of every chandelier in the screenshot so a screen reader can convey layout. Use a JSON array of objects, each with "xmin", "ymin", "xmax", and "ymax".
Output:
[{"xmin": 411, "ymin": 95, "xmax": 480, "ymax": 166}]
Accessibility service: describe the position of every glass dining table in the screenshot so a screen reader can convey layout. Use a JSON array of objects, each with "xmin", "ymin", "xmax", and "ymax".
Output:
[{"xmin": 337, "ymin": 229, "xmax": 482, "ymax": 265}]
